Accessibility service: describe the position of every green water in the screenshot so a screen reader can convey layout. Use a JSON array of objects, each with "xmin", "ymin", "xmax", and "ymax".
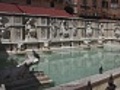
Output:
[{"xmin": 2, "ymin": 48, "xmax": 120, "ymax": 88}]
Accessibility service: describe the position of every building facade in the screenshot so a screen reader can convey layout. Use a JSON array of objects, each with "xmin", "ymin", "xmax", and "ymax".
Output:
[
  {"xmin": 74, "ymin": 0, "xmax": 120, "ymax": 19},
  {"xmin": 0, "ymin": 0, "xmax": 120, "ymax": 19},
  {"xmin": 0, "ymin": 0, "xmax": 65, "ymax": 9}
]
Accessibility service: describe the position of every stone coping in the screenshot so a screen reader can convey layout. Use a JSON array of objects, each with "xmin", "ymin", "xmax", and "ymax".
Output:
[
  {"xmin": 46, "ymin": 67, "xmax": 120, "ymax": 90},
  {"xmin": 1, "ymin": 37, "xmax": 120, "ymax": 44}
]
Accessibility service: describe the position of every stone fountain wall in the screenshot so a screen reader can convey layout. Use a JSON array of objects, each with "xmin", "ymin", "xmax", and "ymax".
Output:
[{"xmin": 0, "ymin": 14, "xmax": 120, "ymax": 51}]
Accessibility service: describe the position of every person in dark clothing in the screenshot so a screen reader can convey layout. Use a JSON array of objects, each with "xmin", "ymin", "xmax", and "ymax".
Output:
[
  {"xmin": 99, "ymin": 66, "xmax": 103, "ymax": 74},
  {"xmin": 105, "ymin": 75, "xmax": 116, "ymax": 90}
]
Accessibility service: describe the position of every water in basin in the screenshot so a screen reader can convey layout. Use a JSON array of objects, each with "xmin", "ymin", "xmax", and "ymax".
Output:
[{"xmin": 14, "ymin": 48, "xmax": 120, "ymax": 86}]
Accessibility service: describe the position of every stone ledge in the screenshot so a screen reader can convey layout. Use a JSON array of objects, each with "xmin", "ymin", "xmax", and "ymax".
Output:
[{"xmin": 46, "ymin": 67, "xmax": 120, "ymax": 90}]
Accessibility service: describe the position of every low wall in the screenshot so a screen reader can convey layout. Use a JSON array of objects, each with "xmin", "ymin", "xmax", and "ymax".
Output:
[{"xmin": 46, "ymin": 67, "xmax": 120, "ymax": 90}]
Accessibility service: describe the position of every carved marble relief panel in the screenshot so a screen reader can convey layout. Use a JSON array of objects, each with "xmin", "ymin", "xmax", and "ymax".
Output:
[
  {"xmin": 62, "ymin": 20, "xmax": 70, "ymax": 39},
  {"xmin": 24, "ymin": 17, "xmax": 37, "ymax": 41},
  {"xmin": 71, "ymin": 20, "xmax": 79, "ymax": 39},
  {"xmin": 50, "ymin": 18, "xmax": 61, "ymax": 39}
]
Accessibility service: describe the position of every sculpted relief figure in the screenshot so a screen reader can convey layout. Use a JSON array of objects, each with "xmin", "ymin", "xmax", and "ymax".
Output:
[
  {"xmin": 72, "ymin": 20, "xmax": 78, "ymax": 37},
  {"xmin": 25, "ymin": 18, "xmax": 37, "ymax": 41},
  {"xmin": 60, "ymin": 20, "xmax": 70, "ymax": 38},
  {"xmin": 63, "ymin": 21, "xmax": 69, "ymax": 38},
  {"xmin": 50, "ymin": 19, "xmax": 61, "ymax": 38},
  {"xmin": 114, "ymin": 24, "xmax": 120, "ymax": 38},
  {"xmin": 50, "ymin": 19, "xmax": 71, "ymax": 39},
  {"xmin": 59, "ymin": 20, "xmax": 64, "ymax": 37},
  {"xmin": 114, "ymin": 27, "xmax": 120, "ymax": 38},
  {"xmin": 59, "ymin": 20, "xmax": 78, "ymax": 39},
  {"xmin": 86, "ymin": 23, "xmax": 93, "ymax": 38}
]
